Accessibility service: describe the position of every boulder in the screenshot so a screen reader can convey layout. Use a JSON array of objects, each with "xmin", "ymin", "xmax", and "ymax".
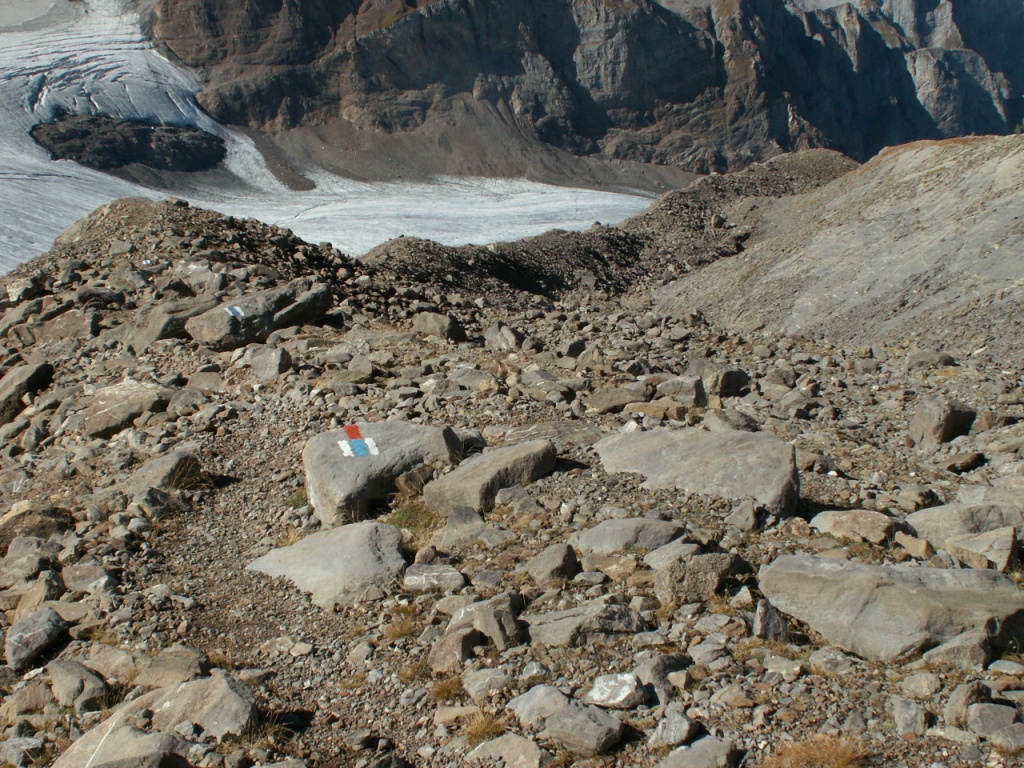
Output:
[
  {"xmin": 304, "ymin": 422, "xmax": 462, "ymax": 525},
  {"xmin": 423, "ymin": 440, "xmax": 556, "ymax": 515},
  {"xmin": 655, "ymin": 553, "xmax": 747, "ymax": 606},
  {"xmin": 185, "ymin": 278, "xmax": 331, "ymax": 351},
  {"xmin": 596, "ymin": 428, "xmax": 798, "ymax": 516},
  {"xmin": 247, "ymin": 522, "xmax": 406, "ymax": 608},
  {"xmin": 759, "ymin": 554, "xmax": 1024, "ymax": 662},
  {"xmin": 525, "ymin": 543, "xmax": 580, "ymax": 586},
  {"xmin": 83, "ymin": 381, "xmax": 171, "ymax": 439},
  {"xmin": 522, "ymin": 598, "xmax": 648, "ymax": 647},
  {"xmin": 945, "ymin": 527, "xmax": 1017, "ymax": 571},
  {"xmin": 654, "ymin": 736, "xmax": 743, "ymax": 768},
  {"xmin": 467, "ymin": 734, "xmax": 550, "ymax": 768},
  {"xmin": 52, "ymin": 727, "xmax": 189, "ymax": 768},
  {"xmin": 908, "ymin": 396, "xmax": 976, "ymax": 451},
  {"xmin": 907, "ymin": 503, "xmax": 1024, "ymax": 548},
  {"xmin": 5, "ymin": 606, "xmax": 66, "ymax": 671},
  {"xmin": 413, "ymin": 312, "xmax": 466, "ymax": 341},
  {"xmin": 403, "ymin": 564, "xmax": 465, "ymax": 593},
  {"xmin": 571, "ymin": 518, "xmax": 685, "ymax": 557},
  {"xmin": 47, "ymin": 659, "xmax": 106, "ymax": 713},
  {"xmin": 810, "ymin": 509, "xmax": 899, "ymax": 545},
  {"xmin": 125, "ymin": 450, "xmax": 203, "ymax": 493},
  {"xmin": 542, "ymin": 703, "xmax": 622, "ymax": 755},
  {"xmin": 0, "ymin": 363, "xmax": 53, "ymax": 426},
  {"xmin": 582, "ymin": 673, "xmax": 647, "ymax": 709},
  {"xmin": 508, "ymin": 685, "xmax": 570, "ymax": 726}
]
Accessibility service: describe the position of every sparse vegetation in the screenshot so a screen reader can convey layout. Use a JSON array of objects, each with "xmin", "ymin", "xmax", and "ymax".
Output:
[
  {"xmin": 463, "ymin": 711, "xmax": 506, "ymax": 747},
  {"xmin": 430, "ymin": 675, "xmax": 463, "ymax": 702},
  {"xmin": 759, "ymin": 736, "xmax": 869, "ymax": 768}
]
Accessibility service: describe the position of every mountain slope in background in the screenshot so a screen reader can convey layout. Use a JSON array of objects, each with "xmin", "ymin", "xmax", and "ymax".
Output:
[
  {"xmin": 655, "ymin": 134, "xmax": 1024, "ymax": 360},
  {"xmin": 150, "ymin": 0, "xmax": 1022, "ymax": 173}
]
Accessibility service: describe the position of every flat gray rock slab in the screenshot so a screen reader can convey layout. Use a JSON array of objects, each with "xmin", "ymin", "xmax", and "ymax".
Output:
[
  {"xmin": 52, "ymin": 674, "xmax": 256, "ymax": 768},
  {"xmin": 184, "ymin": 277, "xmax": 331, "ymax": 351},
  {"xmin": 523, "ymin": 599, "xmax": 648, "ymax": 647},
  {"xmin": 52, "ymin": 727, "xmax": 189, "ymax": 768},
  {"xmin": 508, "ymin": 685, "xmax": 570, "ymax": 726},
  {"xmin": 467, "ymin": 734, "xmax": 550, "ymax": 768},
  {"xmin": 248, "ymin": 522, "xmax": 406, "ymax": 608},
  {"xmin": 760, "ymin": 554, "xmax": 1024, "ymax": 662},
  {"xmin": 596, "ymin": 428, "xmax": 798, "ymax": 516},
  {"xmin": 304, "ymin": 422, "xmax": 461, "ymax": 525},
  {"xmin": 423, "ymin": 439, "xmax": 557, "ymax": 515},
  {"xmin": 404, "ymin": 564, "xmax": 465, "ymax": 593},
  {"xmin": 571, "ymin": 518, "xmax": 685, "ymax": 557},
  {"xmin": 83, "ymin": 380, "xmax": 171, "ymax": 439},
  {"xmin": 907, "ymin": 503, "xmax": 1024, "ymax": 548}
]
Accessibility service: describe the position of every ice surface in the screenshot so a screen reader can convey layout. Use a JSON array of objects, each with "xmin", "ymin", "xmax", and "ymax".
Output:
[{"xmin": 0, "ymin": 0, "xmax": 652, "ymax": 273}]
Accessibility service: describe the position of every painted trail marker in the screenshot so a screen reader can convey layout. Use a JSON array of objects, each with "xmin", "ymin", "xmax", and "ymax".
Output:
[
  {"xmin": 224, "ymin": 305, "xmax": 245, "ymax": 318},
  {"xmin": 338, "ymin": 424, "xmax": 379, "ymax": 457}
]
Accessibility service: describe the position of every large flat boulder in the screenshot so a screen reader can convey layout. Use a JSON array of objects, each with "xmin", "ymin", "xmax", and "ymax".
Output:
[
  {"xmin": 759, "ymin": 554, "xmax": 1024, "ymax": 662},
  {"xmin": 247, "ymin": 522, "xmax": 406, "ymax": 608},
  {"xmin": 571, "ymin": 518, "xmax": 685, "ymax": 557},
  {"xmin": 906, "ymin": 504, "xmax": 1024, "ymax": 548},
  {"xmin": 522, "ymin": 598, "xmax": 648, "ymax": 647},
  {"xmin": 423, "ymin": 439, "xmax": 557, "ymax": 515},
  {"xmin": 184, "ymin": 277, "xmax": 332, "ymax": 351},
  {"xmin": 596, "ymin": 428, "xmax": 798, "ymax": 515},
  {"xmin": 83, "ymin": 381, "xmax": 172, "ymax": 439},
  {"xmin": 304, "ymin": 422, "xmax": 462, "ymax": 525},
  {"xmin": 52, "ymin": 674, "xmax": 256, "ymax": 768}
]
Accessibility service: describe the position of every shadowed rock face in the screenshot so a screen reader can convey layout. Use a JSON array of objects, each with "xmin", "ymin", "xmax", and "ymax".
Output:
[
  {"xmin": 149, "ymin": 0, "xmax": 1021, "ymax": 172},
  {"xmin": 30, "ymin": 115, "xmax": 227, "ymax": 172}
]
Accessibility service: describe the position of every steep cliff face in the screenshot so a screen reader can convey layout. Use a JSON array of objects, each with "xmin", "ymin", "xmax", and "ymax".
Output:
[{"xmin": 149, "ymin": 0, "xmax": 1022, "ymax": 172}]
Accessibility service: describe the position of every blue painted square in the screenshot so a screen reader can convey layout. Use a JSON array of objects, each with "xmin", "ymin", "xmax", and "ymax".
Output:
[{"xmin": 351, "ymin": 439, "xmax": 370, "ymax": 457}]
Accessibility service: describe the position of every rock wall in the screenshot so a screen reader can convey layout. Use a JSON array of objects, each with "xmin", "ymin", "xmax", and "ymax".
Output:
[{"xmin": 149, "ymin": 0, "xmax": 1022, "ymax": 172}]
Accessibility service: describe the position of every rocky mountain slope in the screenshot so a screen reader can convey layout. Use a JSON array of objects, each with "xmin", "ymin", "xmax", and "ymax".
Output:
[
  {"xmin": 148, "ymin": 0, "xmax": 1022, "ymax": 174},
  {"xmin": 0, "ymin": 138, "xmax": 1023, "ymax": 768},
  {"xmin": 656, "ymin": 134, "xmax": 1024, "ymax": 362}
]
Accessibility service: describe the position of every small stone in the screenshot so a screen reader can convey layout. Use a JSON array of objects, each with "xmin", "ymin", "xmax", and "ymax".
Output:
[{"xmin": 582, "ymin": 673, "xmax": 647, "ymax": 709}]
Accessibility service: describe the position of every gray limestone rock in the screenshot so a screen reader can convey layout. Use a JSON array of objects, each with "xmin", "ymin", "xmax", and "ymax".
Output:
[
  {"xmin": 304, "ymin": 422, "xmax": 461, "ymax": 525},
  {"xmin": 653, "ymin": 736, "xmax": 742, "ymax": 768},
  {"xmin": 413, "ymin": 312, "xmax": 466, "ymax": 341},
  {"xmin": 247, "ymin": 522, "xmax": 406, "ymax": 608},
  {"xmin": 507, "ymin": 685, "xmax": 570, "ymax": 726},
  {"xmin": 47, "ymin": 659, "xmax": 107, "ymax": 713},
  {"xmin": 522, "ymin": 598, "xmax": 648, "ymax": 647},
  {"xmin": 582, "ymin": 673, "xmax": 647, "ymax": 709},
  {"xmin": 525, "ymin": 543, "xmax": 580, "ymax": 586},
  {"xmin": 52, "ymin": 727, "xmax": 189, "ymax": 768},
  {"xmin": 760, "ymin": 554, "xmax": 1024, "ymax": 662},
  {"xmin": 125, "ymin": 450, "xmax": 203, "ymax": 493},
  {"xmin": 5, "ymin": 606, "xmax": 66, "ymax": 671},
  {"xmin": 542, "ymin": 702, "xmax": 622, "ymax": 756},
  {"xmin": 967, "ymin": 703, "xmax": 1019, "ymax": 737},
  {"xmin": 945, "ymin": 681, "xmax": 992, "ymax": 729},
  {"xmin": 892, "ymin": 696, "xmax": 930, "ymax": 737},
  {"xmin": 810, "ymin": 509, "xmax": 899, "ymax": 545},
  {"xmin": 907, "ymin": 503, "xmax": 1024, "ymax": 548},
  {"xmin": 423, "ymin": 440, "xmax": 557, "ymax": 515},
  {"xmin": 185, "ymin": 277, "xmax": 332, "ymax": 351},
  {"xmin": 655, "ymin": 553, "xmax": 746, "ymax": 607},
  {"xmin": 648, "ymin": 707, "xmax": 700, "ymax": 748},
  {"xmin": 82, "ymin": 380, "xmax": 172, "ymax": 439},
  {"xmin": 596, "ymin": 428, "xmax": 798, "ymax": 516},
  {"xmin": 909, "ymin": 396, "xmax": 976, "ymax": 451},
  {"xmin": 571, "ymin": 518, "xmax": 685, "ymax": 557},
  {"xmin": 403, "ymin": 564, "xmax": 465, "ymax": 593},
  {"xmin": 467, "ymin": 734, "xmax": 550, "ymax": 768}
]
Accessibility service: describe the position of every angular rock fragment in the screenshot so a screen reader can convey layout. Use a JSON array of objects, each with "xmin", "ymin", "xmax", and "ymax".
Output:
[
  {"xmin": 423, "ymin": 439, "xmax": 556, "ymax": 515},
  {"xmin": 908, "ymin": 396, "xmax": 976, "ymax": 451},
  {"xmin": 0, "ymin": 363, "xmax": 53, "ymax": 426}
]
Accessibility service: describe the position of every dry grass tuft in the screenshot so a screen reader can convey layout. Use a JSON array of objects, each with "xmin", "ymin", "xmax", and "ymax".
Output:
[
  {"xmin": 431, "ymin": 675, "xmax": 463, "ymax": 702},
  {"xmin": 760, "ymin": 735, "xmax": 870, "ymax": 768},
  {"xmin": 463, "ymin": 711, "xmax": 506, "ymax": 747}
]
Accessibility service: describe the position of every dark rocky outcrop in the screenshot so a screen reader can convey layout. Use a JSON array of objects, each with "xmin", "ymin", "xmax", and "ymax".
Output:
[
  {"xmin": 149, "ymin": 0, "xmax": 1021, "ymax": 172},
  {"xmin": 30, "ymin": 115, "xmax": 226, "ymax": 172}
]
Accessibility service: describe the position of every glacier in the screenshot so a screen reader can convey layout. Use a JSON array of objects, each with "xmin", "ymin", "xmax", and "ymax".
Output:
[{"xmin": 0, "ymin": 0, "xmax": 652, "ymax": 273}]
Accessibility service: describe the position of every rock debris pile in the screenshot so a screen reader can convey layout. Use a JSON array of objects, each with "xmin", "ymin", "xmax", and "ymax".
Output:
[{"xmin": 0, "ymin": 143, "xmax": 1023, "ymax": 768}]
